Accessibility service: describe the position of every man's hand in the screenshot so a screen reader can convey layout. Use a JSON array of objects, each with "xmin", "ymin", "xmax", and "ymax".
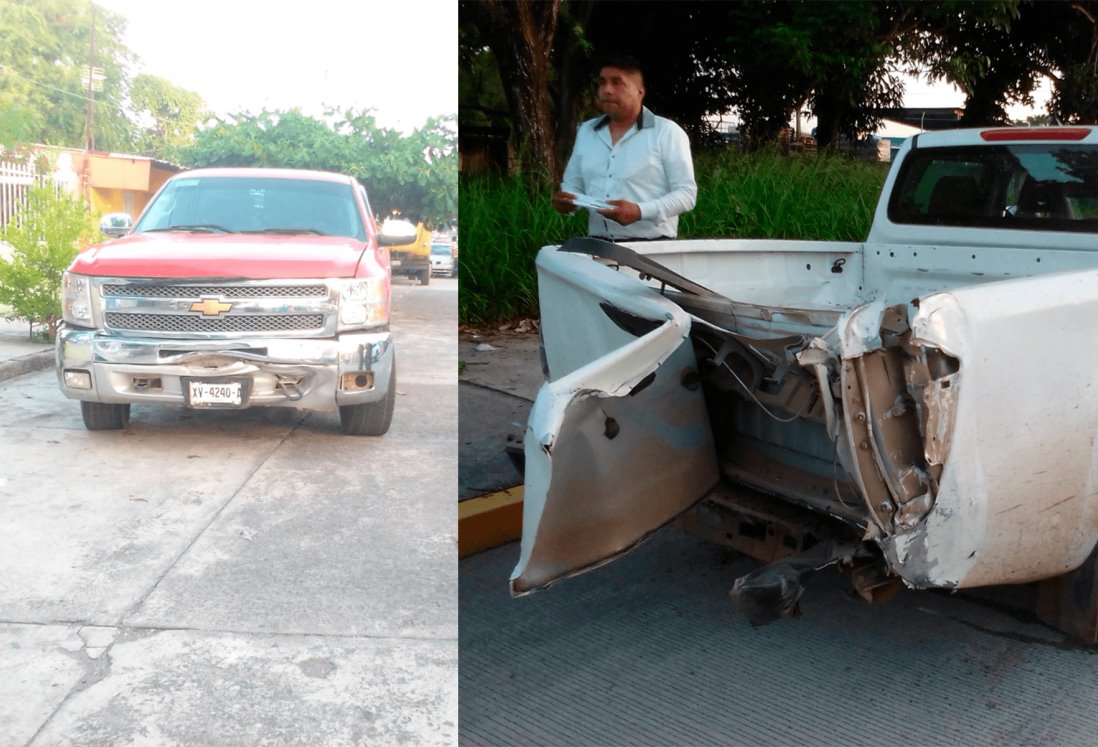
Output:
[
  {"xmin": 551, "ymin": 191, "xmax": 577, "ymax": 215},
  {"xmin": 598, "ymin": 199, "xmax": 642, "ymax": 225}
]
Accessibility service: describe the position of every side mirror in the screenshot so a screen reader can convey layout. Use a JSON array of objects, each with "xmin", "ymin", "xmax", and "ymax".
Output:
[
  {"xmin": 378, "ymin": 218, "xmax": 418, "ymax": 246},
  {"xmin": 100, "ymin": 212, "xmax": 133, "ymax": 238}
]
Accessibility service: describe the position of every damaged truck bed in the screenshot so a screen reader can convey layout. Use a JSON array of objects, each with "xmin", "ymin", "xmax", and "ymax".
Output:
[{"xmin": 511, "ymin": 126, "xmax": 1098, "ymax": 642}]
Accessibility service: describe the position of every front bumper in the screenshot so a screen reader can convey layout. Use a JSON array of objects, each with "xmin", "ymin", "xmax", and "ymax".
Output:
[{"xmin": 55, "ymin": 326, "xmax": 393, "ymax": 411}]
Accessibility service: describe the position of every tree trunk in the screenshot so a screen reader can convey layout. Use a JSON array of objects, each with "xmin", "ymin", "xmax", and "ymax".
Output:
[
  {"xmin": 813, "ymin": 95, "xmax": 843, "ymax": 150},
  {"xmin": 552, "ymin": 1, "xmax": 595, "ymax": 183},
  {"xmin": 480, "ymin": 0, "xmax": 561, "ymax": 183}
]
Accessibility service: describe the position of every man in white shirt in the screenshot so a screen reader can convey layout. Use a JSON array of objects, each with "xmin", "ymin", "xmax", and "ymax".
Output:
[{"xmin": 551, "ymin": 54, "xmax": 697, "ymax": 240}]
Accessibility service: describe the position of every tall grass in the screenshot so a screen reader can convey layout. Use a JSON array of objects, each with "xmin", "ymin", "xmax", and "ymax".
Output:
[{"xmin": 459, "ymin": 148, "xmax": 888, "ymax": 323}]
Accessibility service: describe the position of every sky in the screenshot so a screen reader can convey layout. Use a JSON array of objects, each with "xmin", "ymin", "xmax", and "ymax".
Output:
[
  {"xmin": 903, "ymin": 72, "xmax": 1051, "ymax": 122},
  {"xmin": 92, "ymin": 0, "xmax": 1047, "ymax": 137},
  {"xmin": 94, "ymin": 0, "xmax": 457, "ymax": 132}
]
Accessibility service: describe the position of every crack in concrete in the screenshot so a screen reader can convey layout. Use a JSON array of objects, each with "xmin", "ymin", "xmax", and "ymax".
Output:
[
  {"xmin": 0, "ymin": 618, "xmax": 456, "ymax": 643},
  {"xmin": 459, "ymin": 379, "xmax": 536, "ymax": 403},
  {"xmin": 946, "ymin": 614, "xmax": 1098, "ymax": 654}
]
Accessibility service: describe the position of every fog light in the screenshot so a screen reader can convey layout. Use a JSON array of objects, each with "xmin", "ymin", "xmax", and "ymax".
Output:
[
  {"xmin": 341, "ymin": 372, "xmax": 374, "ymax": 391},
  {"xmin": 64, "ymin": 369, "xmax": 92, "ymax": 390}
]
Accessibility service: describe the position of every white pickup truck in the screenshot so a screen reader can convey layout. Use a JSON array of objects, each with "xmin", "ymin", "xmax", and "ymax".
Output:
[{"xmin": 513, "ymin": 126, "xmax": 1098, "ymax": 642}]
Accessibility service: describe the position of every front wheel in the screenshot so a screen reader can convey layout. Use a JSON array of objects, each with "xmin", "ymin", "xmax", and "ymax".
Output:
[
  {"xmin": 81, "ymin": 401, "xmax": 130, "ymax": 430},
  {"xmin": 419, "ymin": 269, "xmax": 430, "ymax": 286},
  {"xmin": 339, "ymin": 357, "xmax": 396, "ymax": 436}
]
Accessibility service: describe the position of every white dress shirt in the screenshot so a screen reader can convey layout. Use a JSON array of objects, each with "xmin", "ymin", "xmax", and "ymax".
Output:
[{"xmin": 561, "ymin": 106, "xmax": 697, "ymax": 240}]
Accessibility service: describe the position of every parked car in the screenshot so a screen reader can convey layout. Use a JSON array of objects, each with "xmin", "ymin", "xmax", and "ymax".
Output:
[{"xmin": 430, "ymin": 240, "xmax": 455, "ymax": 277}]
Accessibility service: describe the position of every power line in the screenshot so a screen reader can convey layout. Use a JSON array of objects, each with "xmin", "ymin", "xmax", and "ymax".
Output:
[{"xmin": 0, "ymin": 62, "xmax": 115, "ymax": 108}]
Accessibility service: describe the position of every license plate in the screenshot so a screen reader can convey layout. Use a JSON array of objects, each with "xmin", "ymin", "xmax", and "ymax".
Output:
[
  {"xmin": 185, "ymin": 377, "xmax": 248, "ymax": 408},
  {"xmin": 391, "ymin": 259, "xmax": 402, "ymax": 267}
]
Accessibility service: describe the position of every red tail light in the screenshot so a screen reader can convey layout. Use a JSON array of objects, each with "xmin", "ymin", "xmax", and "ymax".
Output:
[{"xmin": 980, "ymin": 127, "xmax": 1091, "ymax": 141}]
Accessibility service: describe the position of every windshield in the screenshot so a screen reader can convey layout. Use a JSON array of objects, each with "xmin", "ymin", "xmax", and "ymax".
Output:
[
  {"xmin": 135, "ymin": 176, "xmax": 366, "ymax": 240},
  {"xmin": 889, "ymin": 144, "xmax": 1098, "ymax": 232},
  {"xmin": 431, "ymin": 244, "xmax": 452, "ymax": 256}
]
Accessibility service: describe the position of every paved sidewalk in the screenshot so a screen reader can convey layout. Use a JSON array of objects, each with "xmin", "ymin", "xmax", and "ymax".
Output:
[
  {"xmin": 457, "ymin": 327, "xmax": 542, "ymax": 501},
  {"xmin": 0, "ymin": 316, "xmax": 54, "ymax": 382}
]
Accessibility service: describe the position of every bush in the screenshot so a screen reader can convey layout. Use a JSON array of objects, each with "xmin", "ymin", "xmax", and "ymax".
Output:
[{"xmin": 0, "ymin": 186, "xmax": 98, "ymax": 339}]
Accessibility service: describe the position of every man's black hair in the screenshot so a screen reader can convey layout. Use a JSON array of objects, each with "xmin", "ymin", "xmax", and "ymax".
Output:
[{"xmin": 594, "ymin": 53, "xmax": 644, "ymax": 81}]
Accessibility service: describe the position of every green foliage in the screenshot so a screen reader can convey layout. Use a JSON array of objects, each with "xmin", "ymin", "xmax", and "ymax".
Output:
[
  {"xmin": 0, "ymin": 0, "xmax": 137, "ymax": 150},
  {"xmin": 682, "ymin": 148, "xmax": 885, "ymax": 240},
  {"xmin": 457, "ymin": 176, "xmax": 578, "ymax": 323},
  {"xmin": 131, "ymin": 74, "xmax": 205, "ymax": 157},
  {"xmin": 0, "ymin": 185, "xmax": 96, "ymax": 338},
  {"xmin": 177, "ymin": 109, "xmax": 457, "ymax": 227},
  {"xmin": 459, "ymin": 149, "xmax": 885, "ymax": 323},
  {"xmin": 457, "ymin": 23, "xmax": 509, "ymax": 130}
]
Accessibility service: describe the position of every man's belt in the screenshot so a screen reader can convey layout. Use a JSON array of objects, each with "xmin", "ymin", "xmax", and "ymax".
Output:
[{"xmin": 590, "ymin": 235, "xmax": 673, "ymax": 242}]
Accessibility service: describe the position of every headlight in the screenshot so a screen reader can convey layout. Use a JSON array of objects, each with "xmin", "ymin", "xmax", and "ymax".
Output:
[
  {"xmin": 62, "ymin": 272, "xmax": 94, "ymax": 327},
  {"xmin": 338, "ymin": 278, "xmax": 388, "ymax": 329}
]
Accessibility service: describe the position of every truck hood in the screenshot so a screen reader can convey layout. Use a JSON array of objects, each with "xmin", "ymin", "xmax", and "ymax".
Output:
[{"xmin": 69, "ymin": 232, "xmax": 370, "ymax": 279}]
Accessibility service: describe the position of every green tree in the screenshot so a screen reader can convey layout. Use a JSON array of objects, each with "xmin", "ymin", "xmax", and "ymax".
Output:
[
  {"xmin": 0, "ymin": 184, "xmax": 97, "ymax": 339},
  {"xmin": 0, "ymin": 0, "xmax": 136, "ymax": 150},
  {"xmin": 722, "ymin": 2, "xmax": 1016, "ymax": 146},
  {"xmin": 462, "ymin": 0, "xmax": 1078, "ymax": 161},
  {"xmin": 178, "ymin": 109, "xmax": 457, "ymax": 227},
  {"xmin": 457, "ymin": 21, "xmax": 510, "ymax": 130},
  {"xmin": 1044, "ymin": 1, "xmax": 1098, "ymax": 123},
  {"xmin": 461, "ymin": 0, "xmax": 562, "ymax": 182},
  {"xmin": 131, "ymin": 73, "xmax": 205, "ymax": 158},
  {"xmin": 913, "ymin": 0, "xmax": 1053, "ymax": 126}
]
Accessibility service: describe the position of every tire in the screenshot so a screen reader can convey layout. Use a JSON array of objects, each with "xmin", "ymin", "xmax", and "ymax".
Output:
[
  {"xmin": 419, "ymin": 269, "xmax": 431, "ymax": 286},
  {"xmin": 339, "ymin": 356, "xmax": 396, "ymax": 436},
  {"xmin": 81, "ymin": 401, "xmax": 130, "ymax": 430}
]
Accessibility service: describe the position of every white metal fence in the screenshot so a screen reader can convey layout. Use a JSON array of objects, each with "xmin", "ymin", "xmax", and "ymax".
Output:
[
  {"xmin": 0, "ymin": 154, "xmax": 79, "ymax": 230},
  {"xmin": 0, "ymin": 159, "xmax": 38, "ymax": 229}
]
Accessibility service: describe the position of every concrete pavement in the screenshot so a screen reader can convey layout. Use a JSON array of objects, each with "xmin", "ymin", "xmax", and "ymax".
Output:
[
  {"xmin": 0, "ymin": 317, "xmax": 53, "ymax": 382},
  {"xmin": 457, "ymin": 327, "xmax": 541, "ymax": 501},
  {"xmin": 0, "ymin": 279, "xmax": 459, "ymax": 746},
  {"xmin": 457, "ymin": 326, "xmax": 542, "ymax": 559}
]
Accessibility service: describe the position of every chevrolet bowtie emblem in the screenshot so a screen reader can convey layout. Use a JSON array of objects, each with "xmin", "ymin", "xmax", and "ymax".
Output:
[{"xmin": 190, "ymin": 298, "xmax": 233, "ymax": 316}]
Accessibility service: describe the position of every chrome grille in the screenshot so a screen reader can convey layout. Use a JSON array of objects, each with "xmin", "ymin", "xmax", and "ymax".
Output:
[
  {"xmin": 102, "ymin": 284, "xmax": 328, "ymax": 298},
  {"xmin": 105, "ymin": 312, "xmax": 325, "ymax": 333}
]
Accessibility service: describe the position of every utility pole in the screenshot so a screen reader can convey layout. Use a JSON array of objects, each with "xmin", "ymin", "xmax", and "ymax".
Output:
[{"xmin": 80, "ymin": 5, "xmax": 97, "ymax": 208}]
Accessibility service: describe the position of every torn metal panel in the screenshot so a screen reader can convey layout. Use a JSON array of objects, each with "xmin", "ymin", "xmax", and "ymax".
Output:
[
  {"xmin": 842, "ymin": 270, "xmax": 1098, "ymax": 589},
  {"xmin": 524, "ymin": 238, "xmax": 1098, "ymax": 608},
  {"xmin": 511, "ymin": 248, "xmax": 719, "ymax": 595}
]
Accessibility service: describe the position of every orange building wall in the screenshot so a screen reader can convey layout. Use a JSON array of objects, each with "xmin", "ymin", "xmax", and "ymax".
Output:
[{"xmin": 69, "ymin": 152, "xmax": 180, "ymax": 219}]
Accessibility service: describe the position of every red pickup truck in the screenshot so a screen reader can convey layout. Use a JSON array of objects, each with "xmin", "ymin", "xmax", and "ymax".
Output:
[{"xmin": 57, "ymin": 167, "xmax": 397, "ymax": 435}]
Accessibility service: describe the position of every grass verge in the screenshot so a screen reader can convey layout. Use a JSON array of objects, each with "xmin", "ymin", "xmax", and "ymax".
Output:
[{"xmin": 459, "ymin": 148, "xmax": 889, "ymax": 324}]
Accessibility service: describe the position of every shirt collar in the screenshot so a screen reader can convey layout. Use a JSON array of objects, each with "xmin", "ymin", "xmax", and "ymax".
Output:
[{"xmin": 593, "ymin": 106, "xmax": 655, "ymax": 132}]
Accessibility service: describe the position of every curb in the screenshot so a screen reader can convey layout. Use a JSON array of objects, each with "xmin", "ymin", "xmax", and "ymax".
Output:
[
  {"xmin": 0, "ymin": 350, "xmax": 54, "ymax": 383},
  {"xmin": 458, "ymin": 486, "xmax": 524, "ymax": 559}
]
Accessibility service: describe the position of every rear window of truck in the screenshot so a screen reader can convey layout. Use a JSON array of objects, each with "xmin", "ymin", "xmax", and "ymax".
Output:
[{"xmin": 888, "ymin": 144, "xmax": 1098, "ymax": 232}]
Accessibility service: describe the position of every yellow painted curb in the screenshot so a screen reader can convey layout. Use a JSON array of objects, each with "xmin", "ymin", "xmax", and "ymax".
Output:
[{"xmin": 459, "ymin": 486, "xmax": 524, "ymax": 559}]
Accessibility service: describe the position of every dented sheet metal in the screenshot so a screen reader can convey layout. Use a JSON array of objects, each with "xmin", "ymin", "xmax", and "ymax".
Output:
[
  {"xmin": 837, "ymin": 269, "xmax": 1098, "ymax": 589},
  {"xmin": 519, "ymin": 238, "xmax": 1098, "ymax": 602},
  {"xmin": 510, "ymin": 247, "xmax": 719, "ymax": 595}
]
